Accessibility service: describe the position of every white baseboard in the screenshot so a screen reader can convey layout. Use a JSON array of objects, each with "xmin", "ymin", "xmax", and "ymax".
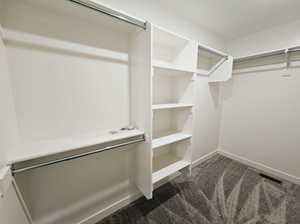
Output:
[
  {"xmin": 192, "ymin": 151, "xmax": 218, "ymax": 168},
  {"xmin": 79, "ymin": 174, "xmax": 180, "ymax": 224},
  {"xmin": 75, "ymin": 149, "xmax": 300, "ymax": 224},
  {"xmin": 79, "ymin": 152, "xmax": 219, "ymax": 224},
  {"xmin": 217, "ymin": 149, "xmax": 300, "ymax": 186},
  {"xmin": 79, "ymin": 189, "xmax": 141, "ymax": 224}
]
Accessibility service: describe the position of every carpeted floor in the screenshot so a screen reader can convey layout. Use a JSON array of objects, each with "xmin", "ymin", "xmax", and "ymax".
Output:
[{"xmin": 98, "ymin": 155, "xmax": 300, "ymax": 224}]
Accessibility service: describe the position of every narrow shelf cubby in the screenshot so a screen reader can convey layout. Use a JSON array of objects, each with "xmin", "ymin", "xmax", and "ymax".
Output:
[
  {"xmin": 152, "ymin": 67, "xmax": 194, "ymax": 105},
  {"xmin": 152, "ymin": 142, "xmax": 191, "ymax": 183},
  {"xmin": 151, "ymin": 34, "xmax": 195, "ymax": 183},
  {"xmin": 151, "ymin": 108, "xmax": 193, "ymax": 183},
  {"xmin": 153, "ymin": 26, "xmax": 197, "ymax": 72}
]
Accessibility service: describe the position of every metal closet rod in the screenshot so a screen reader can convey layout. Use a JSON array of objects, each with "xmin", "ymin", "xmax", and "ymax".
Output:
[
  {"xmin": 67, "ymin": 0, "xmax": 147, "ymax": 30},
  {"xmin": 11, "ymin": 135, "xmax": 145, "ymax": 175},
  {"xmin": 234, "ymin": 46, "xmax": 300, "ymax": 63}
]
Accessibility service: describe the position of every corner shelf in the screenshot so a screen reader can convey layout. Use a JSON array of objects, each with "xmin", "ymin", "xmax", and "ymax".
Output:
[
  {"xmin": 152, "ymin": 133, "xmax": 192, "ymax": 149},
  {"xmin": 152, "ymin": 104, "xmax": 193, "ymax": 110},
  {"xmin": 197, "ymin": 43, "xmax": 232, "ymax": 82},
  {"xmin": 152, "ymin": 154, "xmax": 189, "ymax": 183}
]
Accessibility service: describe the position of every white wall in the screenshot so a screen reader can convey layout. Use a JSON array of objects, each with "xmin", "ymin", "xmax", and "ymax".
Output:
[
  {"xmin": 193, "ymin": 77, "xmax": 222, "ymax": 160},
  {"xmin": 228, "ymin": 19, "xmax": 300, "ymax": 57},
  {"xmin": 220, "ymin": 20, "xmax": 300, "ymax": 178},
  {"xmin": 96, "ymin": 0, "xmax": 226, "ymax": 51}
]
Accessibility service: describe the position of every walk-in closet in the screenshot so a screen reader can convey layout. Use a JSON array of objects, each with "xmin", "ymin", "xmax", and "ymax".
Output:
[{"xmin": 1, "ymin": 0, "xmax": 300, "ymax": 223}]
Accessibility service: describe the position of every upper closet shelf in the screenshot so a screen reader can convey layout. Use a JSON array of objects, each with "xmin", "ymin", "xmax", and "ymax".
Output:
[
  {"xmin": 8, "ymin": 130, "xmax": 144, "ymax": 164},
  {"xmin": 152, "ymin": 104, "xmax": 194, "ymax": 110},
  {"xmin": 197, "ymin": 43, "xmax": 233, "ymax": 82},
  {"xmin": 152, "ymin": 60, "xmax": 196, "ymax": 73},
  {"xmin": 152, "ymin": 26, "xmax": 197, "ymax": 73},
  {"xmin": 3, "ymin": 29, "xmax": 128, "ymax": 63},
  {"xmin": 152, "ymin": 133, "xmax": 192, "ymax": 149}
]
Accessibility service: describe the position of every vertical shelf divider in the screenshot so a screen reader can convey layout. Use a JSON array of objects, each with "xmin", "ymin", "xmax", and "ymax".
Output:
[{"xmin": 129, "ymin": 23, "xmax": 153, "ymax": 199}]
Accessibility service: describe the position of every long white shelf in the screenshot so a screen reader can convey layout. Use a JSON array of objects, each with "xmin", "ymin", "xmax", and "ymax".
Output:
[
  {"xmin": 152, "ymin": 133, "xmax": 192, "ymax": 149},
  {"xmin": 3, "ymin": 29, "xmax": 128, "ymax": 62},
  {"xmin": 152, "ymin": 104, "xmax": 194, "ymax": 110},
  {"xmin": 196, "ymin": 68, "xmax": 210, "ymax": 76},
  {"xmin": 152, "ymin": 155, "xmax": 190, "ymax": 183},
  {"xmin": 7, "ymin": 130, "xmax": 144, "ymax": 164},
  {"xmin": 152, "ymin": 59, "xmax": 196, "ymax": 73}
]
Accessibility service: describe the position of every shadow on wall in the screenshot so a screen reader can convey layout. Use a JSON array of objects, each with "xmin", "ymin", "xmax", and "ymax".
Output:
[
  {"xmin": 208, "ymin": 82, "xmax": 221, "ymax": 107},
  {"xmin": 219, "ymin": 78, "xmax": 234, "ymax": 102}
]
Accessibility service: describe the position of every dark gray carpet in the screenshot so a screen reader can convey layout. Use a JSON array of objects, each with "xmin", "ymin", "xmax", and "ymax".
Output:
[{"xmin": 97, "ymin": 155, "xmax": 300, "ymax": 224}]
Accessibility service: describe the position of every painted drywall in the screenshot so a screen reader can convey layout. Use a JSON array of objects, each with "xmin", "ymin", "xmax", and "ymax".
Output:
[
  {"xmin": 193, "ymin": 77, "xmax": 222, "ymax": 160},
  {"xmin": 95, "ymin": 0, "xmax": 226, "ymax": 51},
  {"xmin": 220, "ymin": 20, "xmax": 300, "ymax": 178},
  {"xmin": 228, "ymin": 19, "xmax": 300, "ymax": 57}
]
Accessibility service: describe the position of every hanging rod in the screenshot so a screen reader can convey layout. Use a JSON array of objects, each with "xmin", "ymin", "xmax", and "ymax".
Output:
[
  {"xmin": 198, "ymin": 44, "xmax": 228, "ymax": 58},
  {"xmin": 234, "ymin": 46, "xmax": 300, "ymax": 63},
  {"xmin": 11, "ymin": 135, "xmax": 145, "ymax": 175},
  {"xmin": 67, "ymin": 0, "xmax": 147, "ymax": 30}
]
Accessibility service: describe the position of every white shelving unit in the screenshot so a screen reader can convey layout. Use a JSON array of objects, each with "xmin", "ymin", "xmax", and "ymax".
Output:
[
  {"xmin": 0, "ymin": 1, "xmax": 153, "ymax": 223},
  {"xmin": 150, "ymin": 25, "xmax": 196, "ymax": 185}
]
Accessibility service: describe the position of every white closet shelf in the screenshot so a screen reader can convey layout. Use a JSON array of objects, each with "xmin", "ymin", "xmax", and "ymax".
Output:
[
  {"xmin": 152, "ymin": 154, "xmax": 189, "ymax": 183},
  {"xmin": 3, "ymin": 29, "xmax": 128, "ymax": 62},
  {"xmin": 152, "ymin": 59, "xmax": 196, "ymax": 73},
  {"xmin": 152, "ymin": 104, "xmax": 194, "ymax": 110},
  {"xmin": 152, "ymin": 133, "xmax": 192, "ymax": 149},
  {"xmin": 196, "ymin": 68, "xmax": 210, "ymax": 76},
  {"xmin": 7, "ymin": 130, "xmax": 144, "ymax": 164}
]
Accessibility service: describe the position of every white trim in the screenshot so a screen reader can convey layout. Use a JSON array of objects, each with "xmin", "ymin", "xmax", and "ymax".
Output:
[
  {"xmin": 217, "ymin": 149, "xmax": 300, "ymax": 186},
  {"xmin": 78, "ymin": 189, "xmax": 141, "ymax": 224},
  {"xmin": 192, "ymin": 150, "xmax": 218, "ymax": 168},
  {"xmin": 78, "ymin": 174, "xmax": 179, "ymax": 224},
  {"xmin": 78, "ymin": 151, "xmax": 219, "ymax": 224}
]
